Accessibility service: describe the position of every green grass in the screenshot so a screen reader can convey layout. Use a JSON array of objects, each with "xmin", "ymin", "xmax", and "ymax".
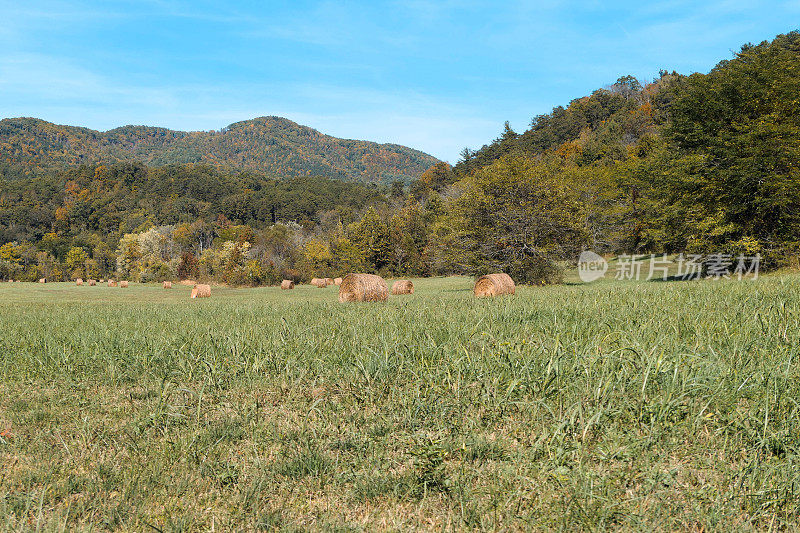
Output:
[{"xmin": 1, "ymin": 275, "xmax": 800, "ymax": 531}]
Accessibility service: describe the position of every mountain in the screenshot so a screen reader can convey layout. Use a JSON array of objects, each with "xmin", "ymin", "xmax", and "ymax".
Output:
[{"xmin": 0, "ymin": 116, "xmax": 439, "ymax": 184}]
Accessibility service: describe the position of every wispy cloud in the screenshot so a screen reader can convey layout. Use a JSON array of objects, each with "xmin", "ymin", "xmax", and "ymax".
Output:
[
  {"xmin": 0, "ymin": 0, "xmax": 796, "ymax": 161},
  {"xmin": 0, "ymin": 53, "xmax": 178, "ymax": 109},
  {"xmin": 0, "ymin": 51, "xmax": 496, "ymax": 161}
]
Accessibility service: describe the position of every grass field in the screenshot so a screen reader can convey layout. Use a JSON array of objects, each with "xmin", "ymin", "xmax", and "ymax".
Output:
[{"xmin": 2, "ymin": 274, "xmax": 800, "ymax": 531}]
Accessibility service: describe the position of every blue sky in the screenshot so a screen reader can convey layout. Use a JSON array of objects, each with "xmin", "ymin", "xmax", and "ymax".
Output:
[{"xmin": 1, "ymin": 1, "xmax": 798, "ymax": 162}]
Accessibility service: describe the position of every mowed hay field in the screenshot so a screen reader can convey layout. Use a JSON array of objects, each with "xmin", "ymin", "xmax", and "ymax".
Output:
[{"xmin": 1, "ymin": 275, "xmax": 800, "ymax": 531}]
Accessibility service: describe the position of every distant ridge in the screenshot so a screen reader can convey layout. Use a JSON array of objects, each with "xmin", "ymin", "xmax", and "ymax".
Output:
[{"xmin": 0, "ymin": 116, "xmax": 439, "ymax": 184}]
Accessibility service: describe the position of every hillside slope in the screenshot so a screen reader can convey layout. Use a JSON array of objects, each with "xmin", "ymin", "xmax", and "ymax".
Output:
[{"xmin": 0, "ymin": 116, "xmax": 439, "ymax": 184}]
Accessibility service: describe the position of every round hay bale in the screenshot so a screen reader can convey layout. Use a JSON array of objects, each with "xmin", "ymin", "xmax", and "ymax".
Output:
[
  {"xmin": 99, "ymin": 279, "xmax": 104, "ymax": 283},
  {"xmin": 311, "ymin": 278, "xmax": 327, "ymax": 288},
  {"xmin": 76, "ymin": 278, "xmax": 83, "ymax": 286},
  {"xmin": 38, "ymin": 278, "xmax": 46, "ymax": 284},
  {"xmin": 474, "ymin": 273, "xmax": 515, "ymax": 297},
  {"xmin": 391, "ymin": 279, "xmax": 414, "ymax": 295},
  {"xmin": 281, "ymin": 279, "xmax": 295, "ymax": 290},
  {"xmin": 88, "ymin": 279, "xmax": 96, "ymax": 286},
  {"xmin": 191, "ymin": 284, "xmax": 211, "ymax": 298},
  {"xmin": 338, "ymin": 273, "xmax": 388, "ymax": 302},
  {"xmin": 119, "ymin": 281, "xmax": 129, "ymax": 288},
  {"xmin": 334, "ymin": 277, "xmax": 343, "ymax": 285},
  {"xmin": 108, "ymin": 279, "xmax": 117, "ymax": 287},
  {"xmin": 325, "ymin": 277, "xmax": 334, "ymax": 285},
  {"xmin": 163, "ymin": 281, "xmax": 172, "ymax": 289}
]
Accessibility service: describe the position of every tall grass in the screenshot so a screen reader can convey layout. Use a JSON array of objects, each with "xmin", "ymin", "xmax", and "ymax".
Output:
[{"xmin": 1, "ymin": 275, "xmax": 799, "ymax": 530}]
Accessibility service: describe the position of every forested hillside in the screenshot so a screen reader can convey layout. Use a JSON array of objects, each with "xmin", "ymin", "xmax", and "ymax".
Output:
[
  {"xmin": 0, "ymin": 116, "xmax": 439, "ymax": 184},
  {"xmin": 419, "ymin": 31, "xmax": 800, "ymax": 274},
  {"xmin": 1, "ymin": 31, "xmax": 799, "ymax": 285}
]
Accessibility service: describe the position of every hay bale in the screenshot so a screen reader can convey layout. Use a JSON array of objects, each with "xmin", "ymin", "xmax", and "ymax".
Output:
[
  {"xmin": 76, "ymin": 278, "xmax": 83, "ymax": 286},
  {"xmin": 88, "ymin": 279, "xmax": 96, "ymax": 286},
  {"xmin": 38, "ymin": 278, "xmax": 46, "ymax": 284},
  {"xmin": 474, "ymin": 273, "xmax": 515, "ymax": 297},
  {"xmin": 338, "ymin": 273, "xmax": 388, "ymax": 302},
  {"xmin": 163, "ymin": 281, "xmax": 172, "ymax": 289},
  {"xmin": 119, "ymin": 281, "xmax": 129, "ymax": 288},
  {"xmin": 99, "ymin": 279, "xmax": 104, "ymax": 283},
  {"xmin": 325, "ymin": 277, "xmax": 334, "ymax": 285},
  {"xmin": 191, "ymin": 284, "xmax": 211, "ymax": 298},
  {"xmin": 311, "ymin": 278, "xmax": 327, "ymax": 288},
  {"xmin": 108, "ymin": 279, "xmax": 117, "ymax": 287},
  {"xmin": 391, "ymin": 279, "xmax": 414, "ymax": 295},
  {"xmin": 334, "ymin": 277, "xmax": 343, "ymax": 285},
  {"xmin": 281, "ymin": 279, "xmax": 295, "ymax": 290}
]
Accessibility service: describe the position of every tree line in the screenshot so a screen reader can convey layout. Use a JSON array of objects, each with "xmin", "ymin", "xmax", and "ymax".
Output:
[{"xmin": 1, "ymin": 31, "xmax": 799, "ymax": 284}]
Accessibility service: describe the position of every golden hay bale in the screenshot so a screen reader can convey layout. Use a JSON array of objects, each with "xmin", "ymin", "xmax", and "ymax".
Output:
[
  {"xmin": 38, "ymin": 278, "xmax": 46, "ymax": 284},
  {"xmin": 88, "ymin": 279, "xmax": 96, "ymax": 286},
  {"xmin": 338, "ymin": 273, "xmax": 388, "ymax": 302},
  {"xmin": 334, "ymin": 277, "xmax": 343, "ymax": 285},
  {"xmin": 391, "ymin": 279, "xmax": 414, "ymax": 295},
  {"xmin": 311, "ymin": 278, "xmax": 328, "ymax": 288},
  {"xmin": 163, "ymin": 281, "xmax": 172, "ymax": 289},
  {"xmin": 108, "ymin": 279, "xmax": 117, "ymax": 287},
  {"xmin": 325, "ymin": 277, "xmax": 334, "ymax": 285},
  {"xmin": 281, "ymin": 279, "xmax": 295, "ymax": 290},
  {"xmin": 76, "ymin": 278, "xmax": 83, "ymax": 286},
  {"xmin": 119, "ymin": 281, "xmax": 129, "ymax": 288},
  {"xmin": 191, "ymin": 284, "xmax": 211, "ymax": 298},
  {"xmin": 474, "ymin": 273, "xmax": 515, "ymax": 297}
]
